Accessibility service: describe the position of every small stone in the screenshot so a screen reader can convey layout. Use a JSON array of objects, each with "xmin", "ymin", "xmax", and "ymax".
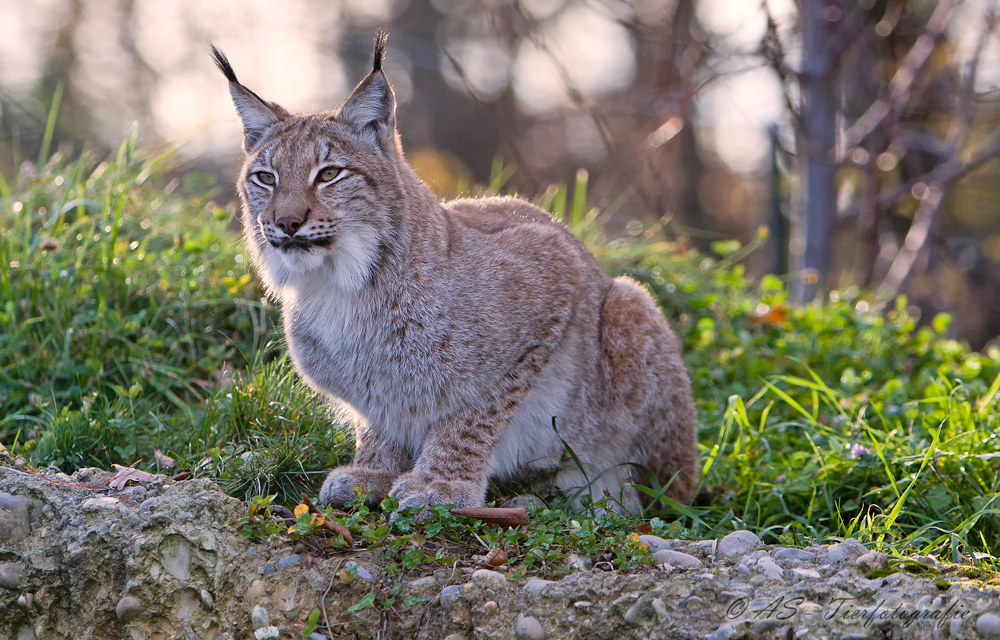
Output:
[
  {"xmin": 74, "ymin": 468, "xmax": 96, "ymax": 481},
  {"xmin": 951, "ymin": 617, "xmax": 964, "ymax": 637},
  {"xmin": 855, "ymin": 552, "xmax": 888, "ymax": 571},
  {"xmin": 484, "ymin": 600, "xmax": 499, "ymax": 614},
  {"xmin": 977, "ymin": 613, "xmax": 1000, "ymax": 637},
  {"xmin": 524, "ymin": 578, "xmax": 554, "ymax": 597},
  {"xmin": 17, "ymin": 593, "xmax": 33, "ymax": 609},
  {"xmin": 638, "ymin": 535, "xmax": 672, "ymax": 553},
  {"xmin": 652, "ymin": 549, "xmax": 702, "ymax": 569},
  {"xmin": 513, "ymin": 613, "xmax": 545, "ymax": 639},
  {"xmin": 756, "ymin": 557, "xmax": 785, "ymax": 581},
  {"xmin": 0, "ymin": 563, "xmax": 22, "ymax": 589},
  {"xmin": 566, "ymin": 553, "xmax": 592, "ymax": 571},
  {"xmin": 200, "ymin": 589, "xmax": 214, "ymax": 610},
  {"xmin": 753, "ymin": 619, "xmax": 779, "ymax": 634},
  {"xmin": 573, "ymin": 601, "xmax": 592, "ymax": 609},
  {"xmin": 407, "ymin": 576, "xmax": 438, "ymax": 593},
  {"xmin": 792, "ymin": 567, "xmax": 821, "ymax": 580},
  {"xmin": 772, "ymin": 548, "xmax": 816, "ymax": 562},
  {"xmin": 650, "ymin": 598, "xmax": 668, "ymax": 621},
  {"xmin": 246, "ymin": 580, "xmax": 266, "ymax": 602},
  {"xmin": 80, "ymin": 497, "xmax": 120, "ymax": 511},
  {"xmin": 251, "ymin": 605, "xmax": 270, "ymax": 630},
  {"xmin": 439, "ymin": 585, "xmax": 463, "ymax": 611},
  {"xmin": 345, "ymin": 562, "xmax": 372, "ymax": 580},
  {"xmin": 444, "ymin": 635, "xmax": 467, "ymax": 640},
  {"xmin": 718, "ymin": 531, "xmax": 762, "ymax": 557},
  {"xmin": 825, "ymin": 539, "xmax": 866, "ymax": 562},
  {"xmin": 471, "ymin": 569, "xmax": 506, "ymax": 585},
  {"xmin": 706, "ymin": 623, "xmax": 735, "ymax": 640},
  {"xmin": 502, "ymin": 495, "xmax": 545, "ymax": 510},
  {"xmin": 276, "ymin": 554, "xmax": 300, "ymax": 569},
  {"xmin": 306, "ymin": 634, "xmax": 329, "ymax": 640},
  {"xmin": 262, "ymin": 564, "xmax": 275, "ymax": 575},
  {"xmin": 116, "ymin": 596, "xmax": 142, "ymax": 622}
]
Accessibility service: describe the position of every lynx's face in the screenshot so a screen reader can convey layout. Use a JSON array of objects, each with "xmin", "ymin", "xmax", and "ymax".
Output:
[
  {"xmin": 239, "ymin": 116, "xmax": 397, "ymax": 292},
  {"xmin": 213, "ymin": 38, "xmax": 399, "ymax": 294}
]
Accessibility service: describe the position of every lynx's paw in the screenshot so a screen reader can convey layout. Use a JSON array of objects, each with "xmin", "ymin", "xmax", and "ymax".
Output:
[
  {"xmin": 318, "ymin": 465, "xmax": 397, "ymax": 508},
  {"xmin": 388, "ymin": 473, "xmax": 485, "ymax": 512}
]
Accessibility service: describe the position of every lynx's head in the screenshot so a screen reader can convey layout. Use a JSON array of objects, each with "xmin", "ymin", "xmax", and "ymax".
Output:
[{"xmin": 213, "ymin": 31, "xmax": 408, "ymax": 295}]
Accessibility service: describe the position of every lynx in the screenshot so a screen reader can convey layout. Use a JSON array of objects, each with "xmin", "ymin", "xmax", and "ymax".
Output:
[{"xmin": 212, "ymin": 32, "xmax": 698, "ymax": 513}]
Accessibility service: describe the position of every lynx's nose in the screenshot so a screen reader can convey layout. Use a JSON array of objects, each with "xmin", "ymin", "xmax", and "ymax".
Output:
[{"xmin": 275, "ymin": 217, "xmax": 303, "ymax": 236}]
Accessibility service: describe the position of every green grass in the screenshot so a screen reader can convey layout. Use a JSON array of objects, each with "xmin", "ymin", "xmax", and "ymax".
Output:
[{"xmin": 2, "ymin": 139, "xmax": 1000, "ymax": 570}]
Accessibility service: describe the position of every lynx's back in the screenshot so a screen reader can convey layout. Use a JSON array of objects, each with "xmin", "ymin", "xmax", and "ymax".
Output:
[{"xmin": 213, "ymin": 32, "xmax": 698, "ymax": 512}]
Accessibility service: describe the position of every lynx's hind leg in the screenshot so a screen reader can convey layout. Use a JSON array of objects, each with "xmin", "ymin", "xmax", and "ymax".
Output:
[{"xmin": 600, "ymin": 276, "xmax": 699, "ymax": 506}]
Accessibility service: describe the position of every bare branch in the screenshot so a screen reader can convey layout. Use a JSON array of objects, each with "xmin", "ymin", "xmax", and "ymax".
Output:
[
  {"xmin": 873, "ymin": 185, "xmax": 943, "ymax": 304},
  {"xmin": 841, "ymin": 0, "xmax": 958, "ymax": 153},
  {"xmin": 841, "ymin": 130, "xmax": 1000, "ymax": 223}
]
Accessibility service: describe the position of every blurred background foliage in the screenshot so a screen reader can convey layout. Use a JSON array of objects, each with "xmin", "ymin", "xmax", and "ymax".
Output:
[{"xmin": 3, "ymin": 0, "xmax": 1000, "ymax": 347}]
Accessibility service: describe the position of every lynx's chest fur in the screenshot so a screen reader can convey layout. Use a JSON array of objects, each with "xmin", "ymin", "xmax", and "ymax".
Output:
[{"xmin": 213, "ymin": 32, "xmax": 699, "ymax": 513}]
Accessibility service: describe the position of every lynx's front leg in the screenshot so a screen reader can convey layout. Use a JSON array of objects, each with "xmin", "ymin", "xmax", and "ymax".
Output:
[
  {"xmin": 390, "ymin": 345, "xmax": 555, "ymax": 511},
  {"xmin": 388, "ymin": 401, "xmax": 513, "ymax": 510},
  {"xmin": 318, "ymin": 423, "xmax": 411, "ymax": 508}
]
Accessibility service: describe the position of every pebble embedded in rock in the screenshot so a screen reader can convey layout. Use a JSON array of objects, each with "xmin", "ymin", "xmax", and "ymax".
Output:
[
  {"xmin": 0, "ymin": 563, "xmax": 22, "ymax": 589},
  {"xmin": 771, "ymin": 548, "xmax": 816, "ymax": 562},
  {"xmin": 246, "ymin": 580, "xmax": 266, "ymax": 603},
  {"xmin": 251, "ymin": 605, "xmax": 269, "ymax": 631},
  {"xmin": 652, "ymin": 549, "xmax": 702, "ymax": 569},
  {"xmin": 791, "ymin": 567, "xmax": 821, "ymax": 580},
  {"xmin": 718, "ymin": 530, "xmax": 762, "ymax": 557},
  {"xmin": 484, "ymin": 600, "xmax": 499, "ymax": 614},
  {"xmin": 471, "ymin": 569, "xmax": 506, "ymax": 585},
  {"xmin": 638, "ymin": 535, "xmax": 671, "ymax": 553},
  {"xmin": 524, "ymin": 578, "xmax": 554, "ymax": 597},
  {"xmin": 443, "ymin": 635, "xmax": 467, "ymax": 640},
  {"xmin": 305, "ymin": 634, "xmax": 328, "ymax": 640},
  {"xmin": 277, "ymin": 555, "xmax": 300, "ymax": 570},
  {"xmin": 115, "ymin": 596, "xmax": 142, "ymax": 622},
  {"xmin": 756, "ymin": 557, "xmax": 785, "ymax": 581},
  {"xmin": 977, "ymin": 613, "xmax": 1000, "ymax": 637},
  {"xmin": 513, "ymin": 613, "xmax": 545, "ymax": 639},
  {"xmin": 855, "ymin": 552, "xmax": 888, "ymax": 571},
  {"xmin": 80, "ymin": 497, "xmax": 120, "ymax": 511},
  {"xmin": 439, "ymin": 584, "xmax": 463, "ymax": 611},
  {"xmin": 705, "ymin": 623, "xmax": 735, "ymax": 640},
  {"xmin": 406, "ymin": 576, "xmax": 437, "ymax": 593},
  {"xmin": 825, "ymin": 539, "xmax": 866, "ymax": 562},
  {"xmin": 200, "ymin": 589, "xmax": 214, "ymax": 610}
]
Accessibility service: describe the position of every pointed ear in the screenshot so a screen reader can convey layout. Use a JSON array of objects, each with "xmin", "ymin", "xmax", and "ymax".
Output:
[
  {"xmin": 335, "ymin": 30, "xmax": 396, "ymax": 150},
  {"xmin": 211, "ymin": 46, "xmax": 289, "ymax": 150}
]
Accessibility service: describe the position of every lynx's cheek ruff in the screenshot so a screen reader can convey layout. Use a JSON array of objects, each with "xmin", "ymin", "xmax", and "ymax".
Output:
[{"xmin": 213, "ymin": 31, "xmax": 700, "ymax": 514}]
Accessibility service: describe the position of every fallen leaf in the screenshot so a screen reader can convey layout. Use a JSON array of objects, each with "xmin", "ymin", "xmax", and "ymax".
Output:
[
  {"xmin": 483, "ymin": 547, "xmax": 508, "ymax": 567},
  {"xmin": 109, "ymin": 464, "xmax": 156, "ymax": 490},
  {"xmin": 748, "ymin": 305, "xmax": 788, "ymax": 326},
  {"xmin": 153, "ymin": 449, "xmax": 176, "ymax": 468},
  {"xmin": 321, "ymin": 519, "xmax": 354, "ymax": 547},
  {"xmin": 635, "ymin": 523, "xmax": 653, "ymax": 534},
  {"xmin": 449, "ymin": 507, "xmax": 529, "ymax": 527}
]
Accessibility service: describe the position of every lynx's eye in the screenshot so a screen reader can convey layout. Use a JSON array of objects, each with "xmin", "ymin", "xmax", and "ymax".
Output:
[
  {"xmin": 254, "ymin": 171, "xmax": 276, "ymax": 186},
  {"xmin": 317, "ymin": 167, "xmax": 342, "ymax": 183}
]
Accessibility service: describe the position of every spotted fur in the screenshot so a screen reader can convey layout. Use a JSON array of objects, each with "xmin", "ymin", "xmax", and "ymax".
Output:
[{"xmin": 214, "ymin": 33, "xmax": 699, "ymax": 513}]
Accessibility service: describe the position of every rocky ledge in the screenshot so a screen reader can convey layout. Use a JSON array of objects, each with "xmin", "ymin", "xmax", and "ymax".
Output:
[{"xmin": 0, "ymin": 464, "xmax": 996, "ymax": 640}]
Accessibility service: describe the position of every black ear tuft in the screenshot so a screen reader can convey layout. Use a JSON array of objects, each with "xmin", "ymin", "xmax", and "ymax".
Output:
[
  {"xmin": 211, "ymin": 45, "xmax": 239, "ymax": 84},
  {"xmin": 372, "ymin": 29, "xmax": 388, "ymax": 73}
]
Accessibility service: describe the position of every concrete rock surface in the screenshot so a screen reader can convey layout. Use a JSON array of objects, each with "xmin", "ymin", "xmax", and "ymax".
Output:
[{"xmin": 0, "ymin": 464, "xmax": 996, "ymax": 639}]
